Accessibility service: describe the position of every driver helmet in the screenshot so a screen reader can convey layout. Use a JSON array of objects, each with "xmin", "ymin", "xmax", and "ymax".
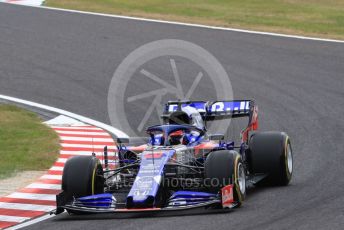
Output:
[{"xmin": 169, "ymin": 130, "xmax": 185, "ymax": 145}]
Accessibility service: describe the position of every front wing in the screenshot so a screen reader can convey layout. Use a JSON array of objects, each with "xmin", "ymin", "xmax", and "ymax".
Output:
[
  {"xmin": 52, "ymin": 185, "xmax": 238, "ymax": 216},
  {"xmin": 53, "ymin": 200, "xmax": 238, "ymax": 217}
]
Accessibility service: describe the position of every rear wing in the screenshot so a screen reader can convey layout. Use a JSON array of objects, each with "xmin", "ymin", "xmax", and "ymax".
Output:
[
  {"xmin": 163, "ymin": 100, "xmax": 254, "ymax": 120},
  {"xmin": 162, "ymin": 100, "xmax": 258, "ymax": 143}
]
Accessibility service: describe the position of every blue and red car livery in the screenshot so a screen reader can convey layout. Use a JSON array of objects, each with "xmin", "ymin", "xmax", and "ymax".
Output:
[{"xmin": 54, "ymin": 100, "xmax": 293, "ymax": 215}]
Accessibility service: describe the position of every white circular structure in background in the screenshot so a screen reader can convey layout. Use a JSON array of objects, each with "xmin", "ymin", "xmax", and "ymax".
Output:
[{"xmin": 108, "ymin": 39, "xmax": 233, "ymax": 137}]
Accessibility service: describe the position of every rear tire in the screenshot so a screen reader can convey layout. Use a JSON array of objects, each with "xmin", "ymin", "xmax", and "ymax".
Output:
[
  {"xmin": 62, "ymin": 156, "xmax": 104, "ymax": 201},
  {"xmin": 205, "ymin": 150, "xmax": 246, "ymax": 206},
  {"xmin": 248, "ymin": 131, "xmax": 293, "ymax": 186}
]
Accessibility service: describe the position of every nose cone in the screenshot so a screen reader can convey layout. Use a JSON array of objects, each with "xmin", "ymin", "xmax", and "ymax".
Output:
[{"xmin": 126, "ymin": 149, "xmax": 175, "ymax": 208}]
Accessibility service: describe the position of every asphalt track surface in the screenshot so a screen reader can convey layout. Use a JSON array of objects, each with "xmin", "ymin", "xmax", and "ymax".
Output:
[{"xmin": 1, "ymin": 3, "xmax": 344, "ymax": 230}]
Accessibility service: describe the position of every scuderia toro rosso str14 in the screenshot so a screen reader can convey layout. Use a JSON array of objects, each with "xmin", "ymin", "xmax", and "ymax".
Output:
[{"xmin": 53, "ymin": 100, "xmax": 293, "ymax": 215}]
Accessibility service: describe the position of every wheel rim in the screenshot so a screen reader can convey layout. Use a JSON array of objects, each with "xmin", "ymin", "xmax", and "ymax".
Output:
[
  {"xmin": 237, "ymin": 162, "xmax": 246, "ymax": 194},
  {"xmin": 287, "ymin": 144, "xmax": 293, "ymax": 174}
]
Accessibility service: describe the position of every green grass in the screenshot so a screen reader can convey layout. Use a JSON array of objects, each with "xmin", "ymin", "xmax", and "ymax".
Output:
[
  {"xmin": 44, "ymin": 0, "xmax": 344, "ymax": 40},
  {"xmin": 0, "ymin": 104, "xmax": 60, "ymax": 179}
]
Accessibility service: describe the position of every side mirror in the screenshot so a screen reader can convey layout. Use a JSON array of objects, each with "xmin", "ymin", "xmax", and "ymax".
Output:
[{"xmin": 209, "ymin": 134, "xmax": 224, "ymax": 141}]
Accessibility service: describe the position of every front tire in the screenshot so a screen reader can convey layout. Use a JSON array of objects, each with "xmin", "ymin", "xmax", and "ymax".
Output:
[
  {"xmin": 205, "ymin": 150, "xmax": 246, "ymax": 206},
  {"xmin": 62, "ymin": 156, "xmax": 104, "ymax": 201}
]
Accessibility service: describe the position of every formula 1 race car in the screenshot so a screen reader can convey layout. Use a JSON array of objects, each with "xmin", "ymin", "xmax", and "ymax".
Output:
[{"xmin": 54, "ymin": 100, "xmax": 293, "ymax": 215}]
